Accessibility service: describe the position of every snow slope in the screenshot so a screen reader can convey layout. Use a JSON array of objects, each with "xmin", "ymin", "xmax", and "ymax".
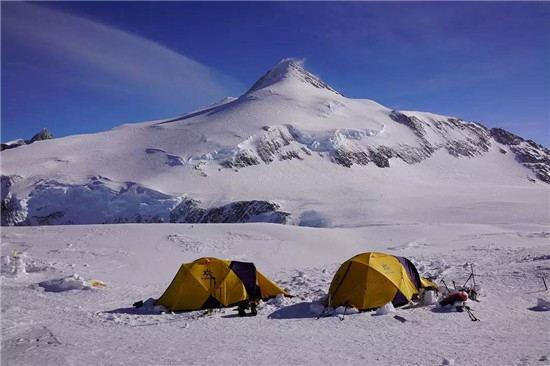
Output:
[
  {"xmin": 2, "ymin": 59, "xmax": 549, "ymax": 226},
  {"xmin": 1, "ymin": 222, "xmax": 549, "ymax": 365}
]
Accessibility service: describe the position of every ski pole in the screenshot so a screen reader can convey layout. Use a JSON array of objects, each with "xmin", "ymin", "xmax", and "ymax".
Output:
[
  {"xmin": 465, "ymin": 307, "xmax": 480, "ymax": 322},
  {"xmin": 441, "ymin": 279, "xmax": 451, "ymax": 294},
  {"xmin": 462, "ymin": 273, "xmax": 473, "ymax": 289}
]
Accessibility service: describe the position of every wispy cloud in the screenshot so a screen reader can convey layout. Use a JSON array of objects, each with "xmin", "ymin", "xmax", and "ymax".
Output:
[{"xmin": 2, "ymin": 2, "xmax": 244, "ymax": 108}]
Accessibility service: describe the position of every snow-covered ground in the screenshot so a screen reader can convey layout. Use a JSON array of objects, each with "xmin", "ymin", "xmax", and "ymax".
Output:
[{"xmin": 2, "ymin": 222, "xmax": 549, "ymax": 365}]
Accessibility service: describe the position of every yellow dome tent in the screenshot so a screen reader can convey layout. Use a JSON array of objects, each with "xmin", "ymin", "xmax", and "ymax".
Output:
[
  {"xmin": 156, "ymin": 257, "xmax": 289, "ymax": 311},
  {"xmin": 327, "ymin": 252, "xmax": 437, "ymax": 310}
]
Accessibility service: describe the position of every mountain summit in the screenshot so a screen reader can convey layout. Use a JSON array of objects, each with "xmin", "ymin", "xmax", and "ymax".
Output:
[
  {"xmin": 1, "ymin": 59, "xmax": 548, "ymax": 227},
  {"xmin": 246, "ymin": 58, "xmax": 342, "ymax": 96}
]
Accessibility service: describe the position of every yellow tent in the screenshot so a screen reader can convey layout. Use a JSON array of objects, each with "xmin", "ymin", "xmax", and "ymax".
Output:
[
  {"xmin": 156, "ymin": 257, "xmax": 289, "ymax": 311},
  {"xmin": 327, "ymin": 252, "xmax": 437, "ymax": 310}
]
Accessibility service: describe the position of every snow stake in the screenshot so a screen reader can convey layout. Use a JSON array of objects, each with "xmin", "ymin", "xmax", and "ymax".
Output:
[{"xmin": 542, "ymin": 277, "xmax": 548, "ymax": 291}]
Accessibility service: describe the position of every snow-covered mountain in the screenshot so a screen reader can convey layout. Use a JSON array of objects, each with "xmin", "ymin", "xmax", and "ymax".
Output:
[{"xmin": 1, "ymin": 59, "xmax": 549, "ymax": 227}]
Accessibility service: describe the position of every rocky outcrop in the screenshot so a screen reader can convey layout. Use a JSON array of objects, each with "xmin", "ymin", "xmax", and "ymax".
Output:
[
  {"xmin": 389, "ymin": 111, "xmax": 492, "ymax": 160},
  {"xmin": 1, "ymin": 129, "xmax": 54, "ymax": 151},
  {"xmin": 28, "ymin": 128, "xmax": 54, "ymax": 144},
  {"xmin": 201, "ymin": 201, "xmax": 289, "ymax": 224},
  {"xmin": 169, "ymin": 199, "xmax": 289, "ymax": 224},
  {"xmin": 1, "ymin": 139, "xmax": 26, "ymax": 151},
  {"xmin": 221, "ymin": 150, "xmax": 260, "ymax": 169},
  {"xmin": 169, "ymin": 199, "xmax": 206, "ymax": 223},
  {"xmin": 331, "ymin": 146, "xmax": 370, "ymax": 167},
  {"xmin": 491, "ymin": 128, "xmax": 524, "ymax": 146},
  {"xmin": 491, "ymin": 128, "xmax": 550, "ymax": 183},
  {"xmin": 1, "ymin": 175, "xmax": 27, "ymax": 226}
]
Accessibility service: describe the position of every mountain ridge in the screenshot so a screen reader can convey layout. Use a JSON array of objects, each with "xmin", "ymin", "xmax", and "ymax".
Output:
[{"xmin": 1, "ymin": 59, "xmax": 548, "ymax": 227}]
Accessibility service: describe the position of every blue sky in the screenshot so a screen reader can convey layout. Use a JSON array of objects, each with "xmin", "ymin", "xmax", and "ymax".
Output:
[{"xmin": 2, "ymin": 2, "xmax": 549, "ymax": 146}]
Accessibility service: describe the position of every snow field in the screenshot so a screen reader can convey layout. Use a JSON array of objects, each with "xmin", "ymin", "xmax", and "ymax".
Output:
[{"xmin": 1, "ymin": 222, "xmax": 549, "ymax": 365}]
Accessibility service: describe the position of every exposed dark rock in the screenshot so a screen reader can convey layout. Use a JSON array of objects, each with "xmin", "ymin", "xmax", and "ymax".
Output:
[
  {"xmin": 1, "ymin": 175, "xmax": 27, "ymax": 226},
  {"xmin": 201, "ymin": 200, "xmax": 289, "ymax": 224},
  {"xmin": 331, "ymin": 146, "xmax": 370, "ymax": 167},
  {"xmin": 1, "ymin": 129, "xmax": 54, "ymax": 151},
  {"xmin": 169, "ymin": 199, "xmax": 206, "ymax": 223},
  {"xmin": 393, "ymin": 145, "xmax": 433, "ymax": 164},
  {"xmin": 389, "ymin": 111, "xmax": 435, "ymax": 160},
  {"xmin": 27, "ymin": 128, "xmax": 53, "ymax": 144},
  {"xmin": 491, "ymin": 128, "xmax": 523, "ymax": 146},
  {"xmin": 170, "ymin": 199, "xmax": 289, "ymax": 224},
  {"xmin": 368, "ymin": 146, "xmax": 393, "ymax": 168},
  {"xmin": 445, "ymin": 140, "xmax": 483, "ymax": 158},
  {"xmin": 1, "ymin": 139, "xmax": 26, "ymax": 151},
  {"xmin": 301, "ymin": 147, "xmax": 312, "ymax": 156},
  {"xmin": 32, "ymin": 211, "xmax": 65, "ymax": 226},
  {"xmin": 389, "ymin": 111, "xmax": 427, "ymax": 139},
  {"xmin": 256, "ymin": 127, "xmax": 296, "ymax": 164},
  {"xmin": 280, "ymin": 150, "xmax": 303, "ymax": 161},
  {"xmin": 221, "ymin": 150, "xmax": 260, "ymax": 169},
  {"xmin": 491, "ymin": 127, "xmax": 550, "ymax": 184},
  {"xmin": 257, "ymin": 137, "xmax": 282, "ymax": 163}
]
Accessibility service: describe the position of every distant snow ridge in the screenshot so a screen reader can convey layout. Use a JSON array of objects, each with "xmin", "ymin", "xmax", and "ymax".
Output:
[{"xmin": 1, "ymin": 175, "xmax": 289, "ymax": 226}]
